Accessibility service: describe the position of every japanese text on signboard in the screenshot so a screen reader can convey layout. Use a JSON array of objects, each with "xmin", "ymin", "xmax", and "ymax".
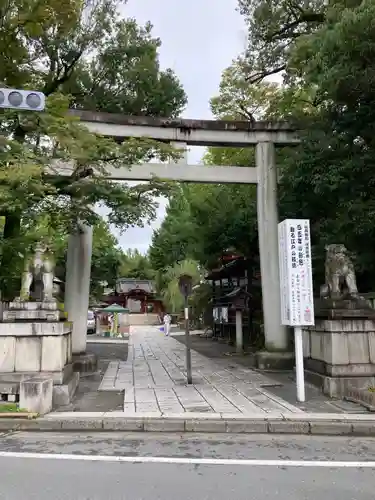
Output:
[{"xmin": 278, "ymin": 219, "xmax": 314, "ymax": 326}]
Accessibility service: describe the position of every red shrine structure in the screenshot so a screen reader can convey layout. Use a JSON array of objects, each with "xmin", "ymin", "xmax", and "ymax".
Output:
[{"xmin": 103, "ymin": 278, "xmax": 164, "ymax": 315}]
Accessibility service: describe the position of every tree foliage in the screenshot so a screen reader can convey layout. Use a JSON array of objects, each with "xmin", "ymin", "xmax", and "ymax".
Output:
[
  {"xmin": 89, "ymin": 219, "xmax": 123, "ymax": 298},
  {"xmin": 64, "ymin": 19, "xmax": 186, "ymax": 117},
  {"xmin": 0, "ymin": 0, "xmax": 187, "ymax": 298},
  {"xmin": 150, "ymin": 0, "xmax": 375, "ymax": 300},
  {"xmin": 237, "ymin": 0, "xmax": 327, "ymax": 83},
  {"xmin": 237, "ymin": 0, "xmax": 375, "ymax": 288},
  {"xmin": 278, "ymin": 0, "xmax": 375, "ymax": 287},
  {"xmin": 0, "ymin": 0, "xmax": 186, "ymax": 115},
  {"xmin": 161, "ymin": 259, "xmax": 202, "ymax": 314},
  {"xmin": 149, "ymin": 185, "xmax": 198, "ymax": 272},
  {"xmin": 119, "ymin": 249, "xmax": 155, "ymax": 280}
]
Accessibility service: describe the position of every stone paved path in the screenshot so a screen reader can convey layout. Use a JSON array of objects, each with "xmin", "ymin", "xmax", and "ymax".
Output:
[{"xmin": 99, "ymin": 326, "xmax": 303, "ymax": 416}]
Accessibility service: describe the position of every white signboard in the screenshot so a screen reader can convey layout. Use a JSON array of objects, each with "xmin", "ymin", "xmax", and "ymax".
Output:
[{"xmin": 278, "ymin": 219, "xmax": 314, "ymax": 327}]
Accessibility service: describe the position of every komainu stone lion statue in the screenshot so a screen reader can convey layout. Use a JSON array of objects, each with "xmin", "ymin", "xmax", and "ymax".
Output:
[
  {"xmin": 18, "ymin": 242, "xmax": 55, "ymax": 302},
  {"xmin": 320, "ymin": 244, "xmax": 359, "ymax": 299}
]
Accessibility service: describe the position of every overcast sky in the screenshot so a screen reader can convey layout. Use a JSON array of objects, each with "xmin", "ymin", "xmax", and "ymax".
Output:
[{"xmin": 111, "ymin": 0, "xmax": 246, "ymax": 253}]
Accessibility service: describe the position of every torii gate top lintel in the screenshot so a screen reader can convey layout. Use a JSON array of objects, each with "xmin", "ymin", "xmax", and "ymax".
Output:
[
  {"xmin": 64, "ymin": 110, "xmax": 297, "ymax": 356},
  {"xmin": 70, "ymin": 109, "xmax": 299, "ymax": 147}
]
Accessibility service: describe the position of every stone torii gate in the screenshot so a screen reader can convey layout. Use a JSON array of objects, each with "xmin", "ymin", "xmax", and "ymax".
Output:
[{"xmin": 66, "ymin": 110, "xmax": 299, "ymax": 359}]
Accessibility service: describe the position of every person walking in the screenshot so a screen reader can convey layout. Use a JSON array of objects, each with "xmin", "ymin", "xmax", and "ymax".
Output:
[{"xmin": 163, "ymin": 312, "xmax": 171, "ymax": 336}]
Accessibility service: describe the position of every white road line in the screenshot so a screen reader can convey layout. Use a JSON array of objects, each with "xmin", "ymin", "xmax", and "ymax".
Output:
[{"xmin": 0, "ymin": 452, "xmax": 374, "ymax": 467}]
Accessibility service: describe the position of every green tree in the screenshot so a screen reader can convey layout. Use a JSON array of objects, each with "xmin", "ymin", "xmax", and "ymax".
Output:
[
  {"xmin": 151, "ymin": 0, "xmax": 375, "ymax": 323},
  {"xmin": 90, "ymin": 220, "xmax": 123, "ymax": 298},
  {"xmin": 0, "ymin": 0, "xmax": 185, "ymax": 115},
  {"xmin": 237, "ymin": 0, "xmax": 327, "ymax": 83},
  {"xmin": 234, "ymin": 0, "xmax": 375, "ymax": 288},
  {"xmin": 278, "ymin": 0, "xmax": 375, "ymax": 287},
  {"xmin": 64, "ymin": 19, "xmax": 186, "ymax": 117},
  {"xmin": 0, "ymin": 0, "xmax": 186, "ymax": 298},
  {"xmin": 186, "ymin": 183, "xmax": 257, "ymax": 269},
  {"xmin": 119, "ymin": 249, "xmax": 154, "ymax": 280},
  {"xmin": 149, "ymin": 184, "xmax": 199, "ymax": 272},
  {"xmin": 149, "ymin": 149, "xmax": 258, "ymax": 275},
  {"xmin": 0, "ymin": 93, "xmax": 176, "ymax": 298},
  {"xmin": 161, "ymin": 259, "xmax": 201, "ymax": 313},
  {"xmin": 210, "ymin": 59, "xmax": 317, "ymax": 121}
]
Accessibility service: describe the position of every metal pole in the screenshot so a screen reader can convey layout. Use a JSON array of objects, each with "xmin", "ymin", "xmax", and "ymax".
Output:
[
  {"xmin": 294, "ymin": 326, "xmax": 305, "ymax": 402},
  {"xmin": 235, "ymin": 309, "xmax": 243, "ymax": 353},
  {"xmin": 184, "ymin": 294, "xmax": 193, "ymax": 384}
]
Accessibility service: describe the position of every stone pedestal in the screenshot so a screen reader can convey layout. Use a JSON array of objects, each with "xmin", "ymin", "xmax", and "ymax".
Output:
[
  {"xmin": 19, "ymin": 378, "xmax": 53, "ymax": 415},
  {"xmin": 303, "ymin": 299, "xmax": 375, "ymax": 397},
  {"xmin": 0, "ymin": 301, "xmax": 79, "ymax": 407}
]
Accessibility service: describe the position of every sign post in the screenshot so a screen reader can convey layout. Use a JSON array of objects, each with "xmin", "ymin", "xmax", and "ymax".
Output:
[
  {"xmin": 278, "ymin": 219, "xmax": 314, "ymax": 402},
  {"xmin": 178, "ymin": 274, "xmax": 193, "ymax": 384}
]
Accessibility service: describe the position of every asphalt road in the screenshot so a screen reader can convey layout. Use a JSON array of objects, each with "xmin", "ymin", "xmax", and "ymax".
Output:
[{"xmin": 0, "ymin": 432, "xmax": 375, "ymax": 499}]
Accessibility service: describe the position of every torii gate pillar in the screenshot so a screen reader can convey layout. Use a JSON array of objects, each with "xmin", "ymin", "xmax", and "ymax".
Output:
[
  {"xmin": 256, "ymin": 142, "xmax": 288, "ymax": 351},
  {"xmin": 65, "ymin": 223, "xmax": 93, "ymax": 355}
]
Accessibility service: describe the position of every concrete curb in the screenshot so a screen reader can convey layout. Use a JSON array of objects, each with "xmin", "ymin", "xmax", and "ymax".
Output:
[
  {"xmin": 0, "ymin": 412, "xmax": 375, "ymax": 436},
  {"xmin": 0, "ymin": 413, "xmax": 38, "ymax": 419}
]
